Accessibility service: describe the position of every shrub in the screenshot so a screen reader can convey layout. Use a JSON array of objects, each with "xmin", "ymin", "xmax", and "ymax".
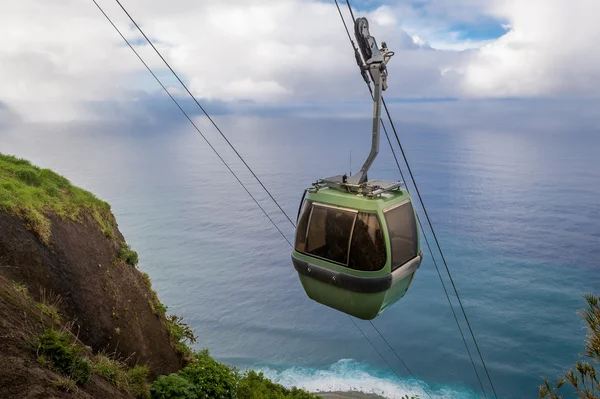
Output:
[
  {"xmin": 129, "ymin": 365, "xmax": 151, "ymax": 398},
  {"xmin": 237, "ymin": 370, "xmax": 315, "ymax": 399},
  {"xmin": 179, "ymin": 355, "xmax": 238, "ymax": 399},
  {"xmin": 150, "ymin": 374, "xmax": 196, "ymax": 399},
  {"xmin": 70, "ymin": 356, "xmax": 92, "ymax": 384},
  {"xmin": 34, "ymin": 329, "xmax": 91, "ymax": 385},
  {"xmin": 119, "ymin": 242, "xmax": 139, "ymax": 267},
  {"xmin": 165, "ymin": 314, "xmax": 197, "ymax": 358},
  {"xmin": 35, "ymin": 329, "xmax": 82, "ymax": 373},
  {"xmin": 149, "ymin": 350, "xmax": 318, "ymax": 399}
]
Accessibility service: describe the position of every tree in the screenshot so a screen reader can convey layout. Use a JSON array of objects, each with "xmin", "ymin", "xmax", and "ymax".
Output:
[{"xmin": 539, "ymin": 294, "xmax": 600, "ymax": 399}]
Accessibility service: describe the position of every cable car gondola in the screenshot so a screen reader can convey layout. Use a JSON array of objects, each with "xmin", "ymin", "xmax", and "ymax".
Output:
[{"xmin": 291, "ymin": 17, "xmax": 422, "ymax": 320}]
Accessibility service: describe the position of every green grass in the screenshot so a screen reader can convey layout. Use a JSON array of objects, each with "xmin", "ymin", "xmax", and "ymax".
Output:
[
  {"xmin": 36, "ymin": 289, "xmax": 62, "ymax": 322},
  {"xmin": 53, "ymin": 376, "xmax": 77, "ymax": 392},
  {"xmin": 93, "ymin": 354, "xmax": 130, "ymax": 391},
  {"xmin": 118, "ymin": 242, "xmax": 139, "ymax": 267},
  {"xmin": 93, "ymin": 354, "xmax": 150, "ymax": 398},
  {"xmin": 33, "ymin": 329, "xmax": 91, "ymax": 385},
  {"xmin": 0, "ymin": 153, "xmax": 113, "ymax": 244},
  {"xmin": 36, "ymin": 302, "xmax": 62, "ymax": 323},
  {"xmin": 11, "ymin": 281, "xmax": 30, "ymax": 298}
]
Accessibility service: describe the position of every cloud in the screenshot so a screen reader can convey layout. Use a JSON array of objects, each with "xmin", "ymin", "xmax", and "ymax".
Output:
[
  {"xmin": 0, "ymin": 0, "xmax": 465, "ymax": 121},
  {"xmin": 460, "ymin": 0, "xmax": 600, "ymax": 97},
  {"xmin": 0, "ymin": 0, "xmax": 598, "ymax": 123}
]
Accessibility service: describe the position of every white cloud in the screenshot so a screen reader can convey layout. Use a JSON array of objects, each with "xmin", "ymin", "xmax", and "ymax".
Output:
[
  {"xmin": 460, "ymin": 0, "xmax": 600, "ymax": 97},
  {"xmin": 0, "ymin": 0, "xmax": 599, "ymax": 123}
]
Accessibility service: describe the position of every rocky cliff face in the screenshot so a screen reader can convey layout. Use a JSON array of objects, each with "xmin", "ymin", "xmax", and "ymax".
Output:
[{"xmin": 0, "ymin": 209, "xmax": 184, "ymax": 378}]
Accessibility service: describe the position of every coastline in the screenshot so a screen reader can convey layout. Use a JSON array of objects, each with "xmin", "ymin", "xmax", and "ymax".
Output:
[{"xmin": 316, "ymin": 392, "xmax": 387, "ymax": 399}]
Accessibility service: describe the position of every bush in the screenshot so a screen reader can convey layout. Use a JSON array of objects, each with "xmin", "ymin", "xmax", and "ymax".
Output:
[
  {"xmin": 119, "ymin": 242, "xmax": 139, "ymax": 267},
  {"xmin": 70, "ymin": 356, "xmax": 92, "ymax": 384},
  {"xmin": 165, "ymin": 314, "xmax": 197, "ymax": 357},
  {"xmin": 179, "ymin": 355, "xmax": 238, "ymax": 399},
  {"xmin": 149, "ymin": 350, "xmax": 318, "ymax": 399},
  {"xmin": 150, "ymin": 374, "xmax": 196, "ymax": 399},
  {"xmin": 129, "ymin": 365, "xmax": 151, "ymax": 398},
  {"xmin": 35, "ymin": 329, "xmax": 91, "ymax": 385},
  {"xmin": 237, "ymin": 370, "xmax": 315, "ymax": 399}
]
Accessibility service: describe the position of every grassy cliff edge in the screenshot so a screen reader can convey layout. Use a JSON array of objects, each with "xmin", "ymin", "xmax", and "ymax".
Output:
[{"xmin": 0, "ymin": 153, "xmax": 320, "ymax": 399}]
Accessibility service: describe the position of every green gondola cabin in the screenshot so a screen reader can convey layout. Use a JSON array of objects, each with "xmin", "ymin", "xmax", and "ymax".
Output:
[{"xmin": 291, "ymin": 17, "xmax": 423, "ymax": 320}]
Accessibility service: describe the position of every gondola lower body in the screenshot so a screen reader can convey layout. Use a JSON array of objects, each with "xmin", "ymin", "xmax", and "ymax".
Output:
[{"xmin": 292, "ymin": 251, "xmax": 422, "ymax": 320}]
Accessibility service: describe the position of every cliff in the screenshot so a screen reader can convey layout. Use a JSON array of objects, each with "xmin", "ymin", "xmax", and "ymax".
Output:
[{"xmin": 0, "ymin": 153, "xmax": 320, "ymax": 399}]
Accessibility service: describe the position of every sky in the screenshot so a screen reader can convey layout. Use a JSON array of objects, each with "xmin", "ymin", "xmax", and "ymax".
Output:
[{"xmin": 1, "ymin": 0, "xmax": 599, "ymax": 124}]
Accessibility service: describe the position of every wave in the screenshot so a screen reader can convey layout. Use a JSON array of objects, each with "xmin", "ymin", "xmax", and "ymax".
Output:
[{"xmin": 251, "ymin": 359, "xmax": 479, "ymax": 399}]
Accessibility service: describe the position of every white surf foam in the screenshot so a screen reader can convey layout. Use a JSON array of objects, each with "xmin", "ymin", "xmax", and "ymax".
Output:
[{"xmin": 252, "ymin": 359, "xmax": 479, "ymax": 399}]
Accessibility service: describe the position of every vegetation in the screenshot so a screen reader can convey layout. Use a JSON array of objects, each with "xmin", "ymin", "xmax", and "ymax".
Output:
[
  {"xmin": 94, "ymin": 354, "xmax": 130, "ymax": 390},
  {"xmin": 52, "ymin": 376, "xmax": 77, "ymax": 392},
  {"xmin": 237, "ymin": 370, "xmax": 317, "ymax": 399},
  {"xmin": 151, "ymin": 373, "xmax": 197, "ymax": 398},
  {"xmin": 1, "ymin": 156, "xmax": 316, "ymax": 399},
  {"xmin": 119, "ymin": 242, "xmax": 139, "ymax": 267},
  {"xmin": 0, "ymin": 152, "xmax": 113, "ymax": 243},
  {"xmin": 35, "ymin": 288, "xmax": 62, "ymax": 322},
  {"xmin": 539, "ymin": 294, "xmax": 600, "ymax": 398},
  {"xmin": 33, "ymin": 329, "xmax": 92, "ymax": 385},
  {"xmin": 179, "ymin": 352, "xmax": 238, "ymax": 398},
  {"xmin": 11, "ymin": 281, "xmax": 30, "ymax": 297},
  {"xmin": 93, "ymin": 354, "xmax": 151, "ymax": 397},
  {"xmin": 165, "ymin": 314, "xmax": 197, "ymax": 359},
  {"xmin": 129, "ymin": 365, "xmax": 152, "ymax": 398},
  {"xmin": 150, "ymin": 350, "xmax": 317, "ymax": 399},
  {"xmin": 34, "ymin": 331, "xmax": 151, "ymax": 396},
  {"xmin": 143, "ymin": 272, "xmax": 196, "ymax": 359}
]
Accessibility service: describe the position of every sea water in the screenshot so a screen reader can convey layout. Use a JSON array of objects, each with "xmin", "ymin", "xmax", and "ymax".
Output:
[{"xmin": 1, "ymin": 100, "xmax": 599, "ymax": 398}]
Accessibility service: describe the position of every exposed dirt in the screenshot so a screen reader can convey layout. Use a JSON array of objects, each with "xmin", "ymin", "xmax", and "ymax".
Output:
[
  {"xmin": 0, "ymin": 275, "xmax": 128, "ymax": 398},
  {"xmin": 0, "ymin": 210, "xmax": 184, "ymax": 379}
]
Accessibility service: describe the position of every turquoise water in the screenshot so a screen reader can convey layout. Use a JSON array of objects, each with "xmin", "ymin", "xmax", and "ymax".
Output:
[{"xmin": 1, "ymin": 105, "xmax": 599, "ymax": 398}]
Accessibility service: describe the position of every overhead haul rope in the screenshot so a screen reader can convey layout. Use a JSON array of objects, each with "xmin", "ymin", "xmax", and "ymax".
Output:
[
  {"xmin": 332, "ymin": 0, "xmax": 488, "ymax": 395},
  {"xmin": 92, "ymin": 2, "xmax": 426, "ymax": 398},
  {"xmin": 338, "ymin": 1, "xmax": 499, "ymax": 398},
  {"xmin": 113, "ymin": 0, "xmax": 297, "ymax": 230},
  {"xmin": 91, "ymin": 0, "xmax": 292, "ymax": 247},
  {"xmin": 331, "ymin": 2, "xmax": 446, "ymax": 398}
]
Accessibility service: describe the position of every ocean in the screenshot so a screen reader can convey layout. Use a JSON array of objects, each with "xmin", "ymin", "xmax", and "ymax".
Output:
[{"xmin": 1, "ymin": 99, "xmax": 599, "ymax": 398}]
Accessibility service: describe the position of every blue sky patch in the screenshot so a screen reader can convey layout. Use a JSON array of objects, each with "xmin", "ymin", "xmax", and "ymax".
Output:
[{"xmin": 448, "ymin": 19, "xmax": 509, "ymax": 41}]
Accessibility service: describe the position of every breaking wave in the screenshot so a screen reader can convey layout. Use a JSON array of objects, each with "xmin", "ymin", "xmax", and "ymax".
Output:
[{"xmin": 252, "ymin": 359, "xmax": 479, "ymax": 399}]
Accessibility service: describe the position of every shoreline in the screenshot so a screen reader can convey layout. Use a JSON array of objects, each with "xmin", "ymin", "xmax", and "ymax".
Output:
[{"xmin": 315, "ymin": 391, "xmax": 387, "ymax": 399}]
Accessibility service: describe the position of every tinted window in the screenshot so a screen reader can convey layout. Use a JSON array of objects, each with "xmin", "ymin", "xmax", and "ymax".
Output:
[
  {"xmin": 384, "ymin": 201, "xmax": 418, "ymax": 270},
  {"xmin": 294, "ymin": 200, "xmax": 312, "ymax": 252},
  {"xmin": 348, "ymin": 212, "xmax": 386, "ymax": 271},
  {"xmin": 305, "ymin": 205, "xmax": 356, "ymax": 265}
]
